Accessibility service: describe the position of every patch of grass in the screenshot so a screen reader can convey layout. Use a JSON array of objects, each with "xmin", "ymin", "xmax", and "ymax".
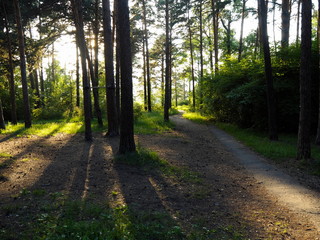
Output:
[
  {"xmin": 135, "ymin": 111, "xmax": 175, "ymax": 134},
  {"xmin": 115, "ymin": 146, "xmax": 201, "ymax": 183},
  {"xmin": 0, "ymin": 119, "xmax": 105, "ymax": 137},
  {"xmin": 182, "ymin": 112, "xmax": 215, "ymax": 125},
  {"xmin": 0, "ymin": 152, "xmax": 13, "ymax": 158}
]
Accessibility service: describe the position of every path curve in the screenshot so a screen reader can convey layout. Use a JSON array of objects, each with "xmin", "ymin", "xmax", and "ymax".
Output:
[{"xmin": 172, "ymin": 115, "xmax": 320, "ymax": 231}]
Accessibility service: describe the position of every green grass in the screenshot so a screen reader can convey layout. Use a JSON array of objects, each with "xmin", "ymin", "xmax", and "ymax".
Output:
[
  {"xmin": 0, "ymin": 119, "xmax": 105, "ymax": 137},
  {"xmin": 135, "ymin": 111, "xmax": 175, "ymax": 134},
  {"xmin": 115, "ymin": 146, "xmax": 201, "ymax": 183},
  {"xmin": 182, "ymin": 112, "xmax": 215, "ymax": 125}
]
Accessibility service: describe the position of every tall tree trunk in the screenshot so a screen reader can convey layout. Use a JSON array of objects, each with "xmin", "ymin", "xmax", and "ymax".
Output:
[
  {"xmin": 297, "ymin": 0, "xmax": 312, "ymax": 160},
  {"xmin": 281, "ymin": 0, "xmax": 290, "ymax": 48},
  {"xmin": 13, "ymin": 0, "xmax": 32, "ymax": 128},
  {"xmin": 142, "ymin": 0, "xmax": 152, "ymax": 112},
  {"xmin": 315, "ymin": 0, "xmax": 320, "ymax": 145},
  {"xmin": 161, "ymin": 54, "xmax": 164, "ymax": 107},
  {"xmin": 258, "ymin": 0, "xmax": 278, "ymax": 141},
  {"xmin": 76, "ymin": 46, "xmax": 80, "ymax": 107},
  {"xmin": 40, "ymin": 60, "xmax": 45, "ymax": 106},
  {"xmin": 164, "ymin": 0, "xmax": 170, "ymax": 121},
  {"xmin": 199, "ymin": 0, "xmax": 204, "ymax": 105},
  {"xmin": 94, "ymin": 0, "xmax": 100, "ymax": 100},
  {"xmin": 103, "ymin": 0, "xmax": 119, "ymax": 136},
  {"xmin": 142, "ymin": 35, "xmax": 147, "ymax": 111},
  {"xmin": 117, "ymin": 0, "xmax": 136, "ymax": 153},
  {"xmin": 86, "ymin": 45, "xmax": 103, "ymax": 126},
  {"xmin": 238, "ymin": 0, "xmax": 246, "ymax": 61},
  {"xmin": 211, "ymin": 0, "xmax": 219, "ymax": 73},
  {"xmin": 3, "ymin": 3, "xmax": 17, "ymax": 124},
  {"xmin": 296, "ymin": 0, "xmax": 301, "ymax": 46},
  {"xmin": 0, "ymin": 99, "xmax": 5, "ymax": 130},
  {"xmin": 187, "ymin": 6, "xmax": 196, "ymax": 110},
  {"xmin": 71, "ymin": 0, "xmax": 92, "ymax": 141},
  {"xmin": 114, "ymin": 0, "xmax": 121, "ymax": 123}
]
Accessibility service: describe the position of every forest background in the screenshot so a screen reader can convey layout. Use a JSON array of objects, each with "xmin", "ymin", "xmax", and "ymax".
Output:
[{"xmin": 0, "ymin": 0, "xmax": 319, "ymax": 158}]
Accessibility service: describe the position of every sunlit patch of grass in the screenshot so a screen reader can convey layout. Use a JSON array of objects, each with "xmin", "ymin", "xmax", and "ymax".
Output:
[
  {"xmin": 115, "ymin": 146, "xmax": 201, "ymax": 183},
  {"xmin": 0, "ymin": 152, "xmax": 13, "ymax": 158},
  {"xmin": 182, "ymin": 112, "xmax": 215, "ymax": 125},
  {"xmin": 0, "ymin": 119, "xmax": 105, "ymax": 137},
  {"xmin": 135, "ymin": 111, "xmax": 175, "ymax": 134}
]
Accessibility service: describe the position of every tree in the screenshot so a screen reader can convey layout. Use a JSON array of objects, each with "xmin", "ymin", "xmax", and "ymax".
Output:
[
  {"xmin": 281, "ymin": 0, "xmax": 291, "ymax": 48},
  {"xmin": 142, "ymin": 0, "xmax": 152, "ymax": 112},
  {"xmin": 0, "ymin": 99, "xmax": 5, "ymax": 130},
  {"xmin": 117, "ymin": 0, "xmax": 136, "ymax": 153},
  {"xmin": 13, "ymin": 0, "xmax": 32, "ymax": 128},
  {"xmin": 164, "ymin": 0, "xmax": 170, "ymax": 121},
  {"xmin": 258, "ymin": 0, "xmax": 278, "ymax": 141},
  {"xmin": 315, "ymin": 0, "xmax": 320, "ymax": 145},
  {"xmin": 297, "ymin": 0, "xmax": 312, "ymax": 160},
  {"xmin": 238, "ymin": 0, "xmax": 247, "ymax": 61},
  {"xmin": 71, "ymin": 0, "xmax": 92, "ymax": 141},
  {"xmin": 2, "ymin": 1, "xmax": 17, "ymax": 124},
  {"xmin": 102, "ymin": 0, "xmax": 119, "ymax": 137}
]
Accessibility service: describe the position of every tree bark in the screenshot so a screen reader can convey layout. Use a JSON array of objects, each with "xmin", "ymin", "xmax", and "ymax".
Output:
[
  {"xmin": 211, "ymin": 0, "xmax": 219, "ymax": 73},
  {"xmin": 103, "ymin": 0, "xmax": 119, "ymax": 137},
  {"xmin": 281, "ymin": 0, "xmax": 291, "ymax": 48},
  {"xmin": 3, "ymin": 3, "xmax": 17, "ymax": 124},
  {"xmin": 164, "ymin": 0, "xmax": 170, "ymax": 121},
  {"xmin": 199, "ymin": 0, "xmax": 204, "ymax": 105},
  {"xmin": 258, "ymin": 0, "xmax": 278, "ymax": 141},
  {"xmin": 13, "ymin": 0, "xmax": 32, "ymax": 128},
  {"xmin": 71, "ymin": 0, "xmax": 92, "ymax": 141},
  {"xmin": 117, "ymin": 0, "xmax": 136, "ymax": 153},
  {"xmin": 0, "ymin": 99, "xmax": 5, "ymax": 130},
  {"xmin": 86, "ymin": 45, "xmax": 103, "ymax": 126},
  {"xmin": 315, "ymin": 0, "xmax": 320, "ymax": 145},
  {"xmin": 142, "ymin": 0, "xmax": 152, "ymax": 112},
  {"xmin": 76, "ymin": 46, "xmax": 80, "ymax": 107},
  {"xmin": 297, "ymin": 0, "xmax": 312, "ymax": 160},
  {"xmin": 142, "ymin": 35, "xmax": 148, "ymax": 111},
  {"xmin": 238, "ymin": 0, "xmax": 247, "ymax": 61},
  {"xmin": 296, "ymin": 0, "xmax": 301, "ymax": 46}
]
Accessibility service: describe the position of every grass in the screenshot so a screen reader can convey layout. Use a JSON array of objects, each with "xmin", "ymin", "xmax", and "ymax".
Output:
[
  {"xmin": 115, "ymin": 146, "xmax": 202, "ymax": 184},
  {"xmin": 135, "ymin": 111, "xmax": 175, "ymax": 134},
  {"xmin": 0, "ymin": 111, "xmax": 175, "ymax": 137}
]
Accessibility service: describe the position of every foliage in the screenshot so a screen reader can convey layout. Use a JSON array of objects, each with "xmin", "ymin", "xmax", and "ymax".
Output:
[{"xmin": 201, "ymin": 45, "xmax": 319, "ymax": 132}]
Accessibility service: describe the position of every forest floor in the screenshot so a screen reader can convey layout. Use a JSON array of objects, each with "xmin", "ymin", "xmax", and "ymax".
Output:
[{"xmin": 1, "ymin": 114, "xmax": 320, "ymax": 239}]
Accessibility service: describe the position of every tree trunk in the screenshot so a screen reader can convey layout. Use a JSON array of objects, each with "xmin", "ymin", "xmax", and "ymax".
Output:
[
  {"xmin": 13, "ymin": 0, "xmax": 32, "ymax": 128},
  {"xmin": 76, "ymin": 46, "xmax": 80, "ymax": 107},
  {"xmin": 3, "ymin": 3, "xmax": 17, "ymax": 124},
  {"xmin": 296, "ymin": 0, "xmax": 301, "ymax": 46},
  {"xmin": 164, "ymin": 0, "xmax": 170, "ymax": 121},
  {"xmin": 258, "ymin": 0, "xmax": 278, "ymax": 141},
  {"xmin": 103, "ymin": 0, "xmax": 119, "ymax": 137},
  {"xmin": 142, "ymin": 35, "xmax": 148, "ymax": 111},
  {"xmin": 117, "ymin": 0, "xmax": 136, "ymax": 153},
  {"xmin": 187, "ymin": 6, "xmax": 196, "ymax": 110},
  {"xmin": 71, "ymin": 0, "xmax": 92, "ymax": 141},
  {"xmin": 315, "ymin": 0, "xmax": 320, "ymax": 145},
  {"xmin": 199, "ymin": 0, "xmax": 204, "ymax": 105},
  {"xmin": 297, "ymin": 0, "xmax": 312, "ymax": 160},
  {"xmin": 211, "ymin": 0, "xmax": 219, "ymax": 73},
  {"xmin": 161, "ymin": 54, "xmax": 164, "ymax": 107},
  {"xmin": 281, "ymin": 0, "xmax": 291, "ymax": 48},
  {"xmin": 86, "ymin": 45, "xmax": 103, "ymax": 126},
  {"xmin": 142, "ymin": 0, "xmax": 152, "ymax": 112},
  {"xmin": 238, "ymin": 0, "xmax": 246, "ymax": 62},
  {"xmin": 0, "ymin": 99, "xmax": 5, "ymax": 130},
  {"xmin": 114, "ymin": 0, "xmax": 121, "ymax": 123}
]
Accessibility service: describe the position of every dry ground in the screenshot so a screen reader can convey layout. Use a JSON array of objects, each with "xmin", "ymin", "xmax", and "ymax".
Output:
[{"xmin": 0, "ymin": 115, "xmax": 320, "ymax": 239}]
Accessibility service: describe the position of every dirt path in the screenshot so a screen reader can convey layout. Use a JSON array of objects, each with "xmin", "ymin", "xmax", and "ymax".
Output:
[
  {"xmin": 1, "ymin": 115, "xmax": 320, "ymax": 239},
  {"xmin": 208, "ymin": 123, "xmax": 320, "ymax": 232}
]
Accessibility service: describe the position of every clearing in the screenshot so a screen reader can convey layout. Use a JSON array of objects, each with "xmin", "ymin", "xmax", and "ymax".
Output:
[{"xmin": 0, "ymin": 114, "xmax": 320, "ymax": 239}]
